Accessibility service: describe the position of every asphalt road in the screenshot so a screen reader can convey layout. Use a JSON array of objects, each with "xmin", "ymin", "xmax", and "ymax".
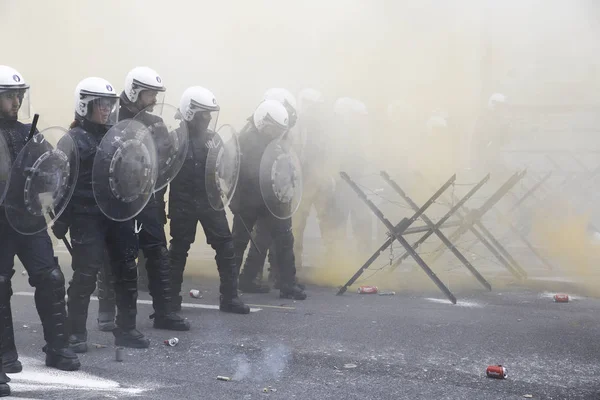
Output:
[{"xmin": 4, "ymin": 253, "xmax": 600, "ymax": 400}]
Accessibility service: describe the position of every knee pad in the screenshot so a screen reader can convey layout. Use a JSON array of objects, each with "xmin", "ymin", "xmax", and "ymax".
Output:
[
  {"xmin": 215, "ymin": 240, "xmax": 235, "ymax": 259},
  {"xmin": 28, "ymin": 265, "xmax": 66, "ymax": 289},
  {"xmin": 113, "ymin": 260, "xmax": 138, "ymax": 283},
  {"xmin": 145, "ymin": 245, "xmax": 169, "ymax": 260}
]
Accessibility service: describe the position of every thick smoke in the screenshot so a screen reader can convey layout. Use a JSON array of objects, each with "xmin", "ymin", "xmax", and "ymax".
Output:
[{"xmin": 3, "ymin": 0, "xmax": 600, "ymax": 289}]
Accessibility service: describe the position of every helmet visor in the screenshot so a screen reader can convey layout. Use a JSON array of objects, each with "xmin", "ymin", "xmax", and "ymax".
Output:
[{"xmin": 0, "ymin": 88, "xmax": 30, "ymax": 120}]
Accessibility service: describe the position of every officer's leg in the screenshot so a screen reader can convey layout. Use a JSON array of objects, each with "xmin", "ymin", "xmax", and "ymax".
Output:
[
  {"xmin": 18, "ymin": 231, "xmax": 80, "ymax": 370},
  {"xmin": 0, "ymin": 223, "xmax": 19, "ymax": 374},
  {"xmin": 239, "ymin": 216, "xmax": 272, "ymax": 293},
  {"xmin": 66, "ymin": 214, "xmax": 105, "ymax": 354},
  {"xmin": 96, "ymin": 248, "xmax": 116, "ymax": 332},
  {"xmin": 232, "ymin": 212, "xmax": 258, "ymax": 270},
  {"xmin": 199, "ymin": 209, "xmax": 249, "ymax": 314},
  {"xmin": 291, "ymin": 191, "xmax": 315, "ymax": 270},
  {"xmin": 0, "ymin": 355, "xmax": 9, "ymax": 396},
  {"xmin": 268, "ymin": 213, "xmax": 306, "ymax": 300},
  {"xmin": 139, "ymin": 206, "xmax": 189, "ymax": 331},
  {"xmin": 168, "ymin": 207, "xmax": 198, "ymax": 311},
  {"xmin": 106, "ymin": 219, "xmax": 149, "ymax": 349}
]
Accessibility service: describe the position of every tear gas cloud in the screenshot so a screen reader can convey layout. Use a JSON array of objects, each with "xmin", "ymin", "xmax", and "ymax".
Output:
[{"xmin": 3, "ymin": 0, "xmax": 600, "ymax": 291}]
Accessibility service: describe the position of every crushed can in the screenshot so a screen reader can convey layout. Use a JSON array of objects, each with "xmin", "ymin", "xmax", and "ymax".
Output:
[
  {"xmin": 190, "ymin": 289, "xmax": 202, "ymax": 299},
  {"xmin": 378, "ymin": 291, "xmax": 396, "ymax": 296},
  {"xmin": 164, "ymin": 337, "xmax": 179, "ymax": 346},
  {"xmin": 554, "ymin": 294, "xmax": 569, "ymax": 303},
  {"xmin": 486, "ymin": 365, "xmax": 507, "ymax": 379},
  {"xmin": 357, "ymin": 286, "xmax": 378, "ymax": 294}
]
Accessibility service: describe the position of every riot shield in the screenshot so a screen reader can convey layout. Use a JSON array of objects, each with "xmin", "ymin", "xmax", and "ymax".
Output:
[
  {"xmin": 205, "ymin": 124, "xmax": 241, "ymax": 211},
  {"xmin": 0, "ymin": 133, "xmax": 11, "ymax": 206},
  {"xmin": 259, "ymin": 136, "xmax": 303, "ymax": 219},
  {"xmin": 133, "ymin": 103, "xmax": 188, "ymax": 191},
  {"xmin": 93, "ymin": 119, "xmax": 158, "ymax": 222},
  {"xmin": 4, "ymin": 127, "xmax": 78, "ymax": 235}
]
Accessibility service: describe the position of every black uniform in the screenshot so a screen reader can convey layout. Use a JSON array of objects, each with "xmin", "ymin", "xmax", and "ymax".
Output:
[
  {"xmin": 230, "ymin": 123, "xmax": 306, "ymax": 300},
  {"xmin": 0, "ymin": 119, "xmax": 80, "ymax": 371},
  {"xmin": 168, "ymin": 117, "xmax": 249, "ymax": 314},
  {"xmin": 61, "ymin": 118, "xmax": 149, "ymax": 352},
  {"xmin": 93, "ymin": 97, "xmax": 189, "ymax": 331}
]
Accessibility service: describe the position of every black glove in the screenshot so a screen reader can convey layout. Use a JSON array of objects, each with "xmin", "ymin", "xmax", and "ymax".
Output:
[{"xmin": 51, "ymin": 220, "xmax": 69, "ymax": 240}]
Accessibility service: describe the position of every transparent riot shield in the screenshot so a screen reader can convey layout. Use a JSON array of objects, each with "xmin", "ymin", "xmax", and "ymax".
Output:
[
  {"xmin": 259, "ymin": 136, "xmax": 303, "ymax": 219},
  {"xmin": 92, "ymin": 119, "xmax": 158, "ymax": 221},
  {"xmin": 205, "ymin": 124, "xmax": 241, "ymax": 211},
  {"xmin": 4, "ymin": 127, "xmax": 79, "ymax": 234},
  {"xmin": 133, "ymin": 103, "xmax": 188, "ymax": 191}
]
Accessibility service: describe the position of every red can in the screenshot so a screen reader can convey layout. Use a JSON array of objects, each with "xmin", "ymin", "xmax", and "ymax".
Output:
[
  {"xmin": 554, "ymin": 294, "xmax": 569, "ymax": 303},
  {"xmin": 486, "ymin": 365, "xmax": 507, "ymax": 379},
  {"xmin": 357, "ymin": 286, "xmax": 378, "ymax": 294}
]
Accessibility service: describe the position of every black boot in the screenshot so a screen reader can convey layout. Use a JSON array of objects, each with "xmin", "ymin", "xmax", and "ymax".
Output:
[
  {"xmin": 168, "ymin": 245, "xmax": 188, "ymax": 313},
  {"xmin": 217, "ymin": 243, "xmax": 250, "ymax": 314},
  {"xmin": 146, "ymin": 247, "xmax": 190, "ymax": 331},
  {"xmin": 0, "ymin": 275, "xmax": 21, "ymax": 374},
  {"xmin": 67, "ymin": 262, "xmax": 98, "ymax": 354},
  {"xmin": 33, "ymin": 266, "xmax": 81, "ymax": 370},
  {"xmin": 0, "ymin": 358, "xmax": 9, "ymax": 397},
  {"xmin": 97, "ymin": 259, "xmax": 116, "ymax": 332},
  {"xmin": 113, "ymin": 260, "xmax": 150, "ymax": 349},
  {"xmin": 68, "ymin": 333, "xmax": 88, "ymax": 354},
  {"xmin": 151, "ymin": 312, "xmax": 190, "ymax": 331},
  {"xmin": 43, "ymin": 346, "xmax": 80, "ymax": 371},
  {"xmin": 113, "ymin": 327, "xmax": 150, "ymax": 349},
  {"xmin": 280, "ymin": 283, "xmax": 307, "ymax": 300},
  {"xmin": 238, "ymin": 274, "xmax": 271, "ymax": 293}
]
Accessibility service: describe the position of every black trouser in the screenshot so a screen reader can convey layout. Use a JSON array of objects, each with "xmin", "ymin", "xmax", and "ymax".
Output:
[
  {"xmin": 67, "ymin": 213, "xmax": 139, "ymax": 335},
  {"xmin": 233, "ymin": 207, "xmax": 297, "ymax": 287},
  {"xmin": 169, "ymin": 203, "xmax": 240, "ymax": 303},
  {"xmin": 0, "ymin": 217, "xmax": 69, "ymax": 362},
  {"xmin": 96, "ymin": 200, "xmax": 173, "ymax": 315}
]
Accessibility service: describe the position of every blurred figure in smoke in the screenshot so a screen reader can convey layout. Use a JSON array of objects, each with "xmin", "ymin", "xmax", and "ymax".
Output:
[
  {"xmin": 288, "ymin": 88, "xmax": 337, "ymax": 273},
  {"xmin": 56, "ymin": 77, "xmax": 150, "ymax": 353},
  {"xmin": 470, "ymin": 93, "xmax": 511, "ymax": 174},
  {"xmin": 0, "ymin": 66, "xmax": 80, "ymax": 372},
  {"xmin": 234, "ymin": 88, "xmax": 299, "ymax": 293},
  {"xmin": 254, "ymin": 88, "xmax": 336, "ymax": 288},
  {"xmin": 168, "ymin": 86, "xmax": 250, "ymax": 314},
  {"xmin": 91, "ymin": 67, "xmax": 190, "ymax": 332},
  {"xmin": 231, "ymin": 100, "xmax": 307, "ymax": 300},
  {"xmin": 323, "ymin": 97, "xmax": 375, "ymax": 260}
]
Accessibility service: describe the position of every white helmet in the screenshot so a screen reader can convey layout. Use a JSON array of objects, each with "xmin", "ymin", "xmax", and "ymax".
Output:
[
  {"xmin": 253, "ymin": 99, "xmax": 289, "ymax": 138},
  {"xmin": 297, "ymin": 88, "xmax": 324, "ymax": 115},
  {"xmin": 179, "ymin": 86, "xmax": 220, "ymax": 131},
  {"xmin": 488, "ymin": 93, "xmax": 507, "ymax": 111},
  {"xmin": 0, "ymin": 65, "xmax": 31, "ymax": 120},
  {"xmin": 264, "ymin": 88, "xmax": 297, "ymax": 127},
  {"xmin": 124, "ymin": 66, "xmax": 166, "ymax": 104},
  {"xmin": 74, "ymin": 77, "xmax": 119, "ymax": 126}
]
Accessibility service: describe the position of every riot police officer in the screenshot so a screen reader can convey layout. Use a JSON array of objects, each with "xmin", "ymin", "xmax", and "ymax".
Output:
[
  {"xmin": 53, "ymin": 77, "xmax": 150, "ymax": 352},
  {"xmin": 0, "ymin": 65, "xmax": 80, "ymax": 371},
  {"xmin": 93, "ymin": 67, "xmax": 189, "ymax": 331},
  {"xmin": 231, "ymin": 100, "xmax": 306, "ymax": 300},
  {"xmin": 168, "ymin": 86, "xmax": 250, "ymax": 314},
  {"xmin": 234, "ymin": 88, "xmax": 299, "ymax": 293}
]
